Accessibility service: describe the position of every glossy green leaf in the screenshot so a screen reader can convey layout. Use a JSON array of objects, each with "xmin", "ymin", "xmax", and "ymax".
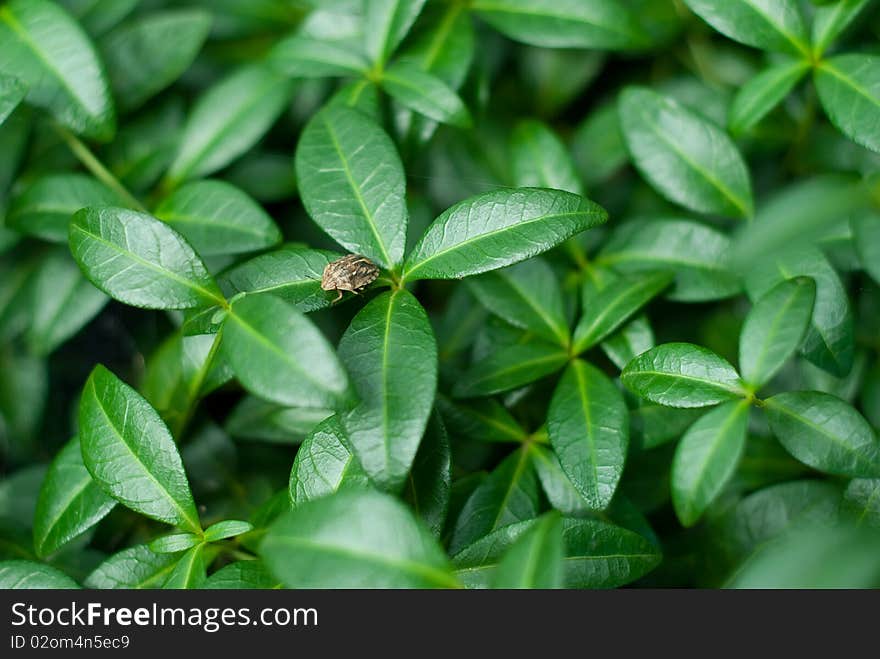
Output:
[
  {"xmin": 382, "ymin": 61, "xmax": 470, "ymax": 127},
  {"xmin": 0, "ymin": 0, "xmax": 115, "ymax": 139},
  {"xmin": 222, "ymin": 294, "xmax": 351, "ymax": 408},
  {"xmin": 219, "ymin": 247, "xmax": 341, "ymax": 312},
  {"xmin": 85, "ymin": 544, "xmax": 178, "ymax": 588},
  {"xmin": 203, "ymin": 560, "xmax": 281, "ymax": 589},
  {"xmin": 155, "ymin": 179, "xmax": 281, "ymax": 256},
  {"xmin": 619, "ymin": 87, "xmax": 753, "ymax": 218},
  {"xmin": 852, "ymin": 212, "xmax": 880, "ymax": 285},
  {"xmin": 0, "ymin": 74, "xmax": 25, "ymax": 125},
  {"xmin": 78, "ymin": 365, "xmax": 201, "ymax": 532},
  {"xmin": 561, "ymin": 518, "xmax": 662, "ymax": 588},
  {"xmin": 631, "ymin": 404, "xmax": 704, "ymax": 450},
  {"xmin": 511, "ymin": 119, "xmax": 583, "ymax": 194},
  {"xmin": 491, "ymin": 512, "xmax": 564, "ymax": 589},
  {"xmin": 225, "ymin": 396, "xmax": 332, "ymax": 445},
  {"xmin": 295, "ymin": 106, "xmax": 407, "ymax": 270},
  {"xmin": 0, "ymin": 560, "xmax": 79, "ymax": 588},
  {"xmin": 69, "ymin": 207, "xmax": 224, "ymax": 310},
  {"xmin": 101, "ymin": 9, "xmax": 211, "ymax": 112},
  {"xmin": 268, "ymin": 35, "xmax": 369, "ymax": 78},
  {"xmin": 812, "ymin": 0, "xmax": 872, "ymax": 56},
  {"xmin": 621, "ymin": 343, "xmax": 747, "ymax": 408},
  {"xmin": 162, "ymin": 543, "xmax": 206, "ymax": 589},
  {"xmin": 598, "ymin": 218, "xmax": 741, "ymax": 302},
  {"xmin": 467, "ymin": 258, "xmax": 569, "ymax": 346},
  {"xmin": 682, "ymin": 0, "xmax": 810, "ymax": 56},
  {"xmin": 739, "ymin": 277, "xmax": 816, "ymax": 388},
  {"xmin": 27, "ymin": 249, "xmax": 108, "ymax": 356},
  {"xmin": 765, "ymin": 391, "xmax": 880, "ymax": 477},
  {"xmin": 745, "ymin": 245, "xmax": 853, "ymax": 377},
  {"xmin": 471, "ymin": 0, "xmax": 650, "ymax": 50},
  {"xmin": 572, "ymin": 102, "xmax": 628, "ymax": 187},
  {"xmin": 436, "ymin": 396, "xmax": 527, "ymax": 444},
  {"xmin": 261, "ymin": 489, "xmax": 459, "ymax": 588},
  {"xmin": 573, "ymin": 270, "xmax": 672, "ymax": 354},
  {"xmin": 338, "ymin": 290, "xmax": 437, "ymax": 492},
  {"xmin": 7, "ymin": 173, "xmax": 125, "ymax": 243},
  {"xmin": 404, "ymin": 411, "xmax": 451, "ymax": 536},
  {"xmin": 203, "ymin": 520, "xmax": 253, "ymax": 542},
  {"xmin": 33, "ymin": 437, "xmax": 116, "ymax": 558},
  {"xmin": 601, "ymin": 315, "xmax": 655, "ymax": 371},
  {"xmin": 167, "ymin": 65, "xmax": 293, "ymax": 183},
  {"xmin": 453, "ymin": 340, "xmax": 569, "ymax": 398},
  {"xmin": 531, "ymin": 445, "xmax": 591, "ymax": 517},
  {"xmin": 452, "ymin": 519, "xmax": 536, "ymax": 588},
  {"xmin": 289, "ymin": 415, "xmax": 370, "ymax": 506},
  {"xmin": 728, "ymin": 59, "xmax": 809, "ymax": 135},
  {"xmin": 815, "ymin": 55, "xmax": 880, "ymax": 154},
  {"xmin": 148, "ymin": 532, "xmax": 201, "ymax": 554},
  {"xmin": 845, "ymin": 478, "xmax": 880, "ymax": 528},
  {"xmin": 449, "ymin": 447, "xmax": 539, "ymax": 554},
  {"xmin": 59, "ymin": 0, "xmax": 138, "ymax": 37},
  {"xmin": 404, "ymin": 188, "xmax": 607, "ymax": 281},
  {"xmin": 671, "ymin": 400, "xmax": 750, "ymax": 527},
  {"xmin": 365, "ymin": 0, "xmax": 427, "ymax": 65}
]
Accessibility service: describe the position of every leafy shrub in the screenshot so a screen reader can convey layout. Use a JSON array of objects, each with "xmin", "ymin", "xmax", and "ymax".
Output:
[{"xmin": 1, "ymin": 0, "xmax": 879, "ymax": 590}]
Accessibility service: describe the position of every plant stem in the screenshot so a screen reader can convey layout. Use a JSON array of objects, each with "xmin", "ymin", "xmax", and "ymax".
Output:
[{"xmin": 53, "ymin": 123, "xmax": 147, "ymax": 212}]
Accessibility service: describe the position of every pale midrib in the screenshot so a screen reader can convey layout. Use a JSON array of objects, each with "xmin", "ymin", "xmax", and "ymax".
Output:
[
  {"xmin": 574, "ymin": 278, "xmax": 660, "ymax": 352},
  {"xmin": 322, "ymin": 115, "xmax": 393, "ymax": 268},
  {"xmin": 573, "ymin": 362, "xmax": 600, "ymax": 503},
  {"xmin": 380, "ymin": 292, "xmax": 398, "ymax": 480},
  {"xmin": 625, "ymin": 369, "xmax": 745, "ymax": 396},
  {"xmin": 270, "ymin": 536, "xmax": 458, "ymax": 587},
  {"xmin": 70, "ymin": 222, "xmax": 224, "ymax": 306},
  {"xmin": 490, "ymin": 447, "xmax": 531, "ymax": 532},
  {"xmin": 466, "ymin": 407, "xmax": 526, "ymax": 441},
  {"xmin": 87, "ymin": 381, "xmax": 199, "ymax": 532},
  {"xmin": 405, "ymin": 208, "xmax": 600, "ymax": 280},
  {"xmin": 745, "ymin": 287, "xmax": 803, "ymax": 385},
  {"xmin": 734, "ymin": 63, "xmax": 807, "ymax": 123},
  {"xmin": 37, "ymin": 471, "xmax": 108, "ymax": 552},
  {"xmin": 683, "ymin": 402, "xmax": 748, "ymax": 505},
  {"xmin": 818, "ymin": 61, "xmax": 880, "ymax": 110},
  {"xmin": 741, "ymin": 0, "xmax": 810, "ymax": 57},
  {"xmin": 598, "ymin": 250, "xmax": 727, "ymax": 271},
  {"xmin": 502, "ymin": 276, "xmax": 569, "ymax": 346},
  {"xmin": 471, "ymin": 1, "xmax": 638, "ymax": 41},
  {"xmin": 466, "ymin": 350, "xmax": 567, "ymax": 389},
  {"xmin": 158, "ymin": 211, "xmax": 271, "ymax": 239},
  {"xmin": 768, "ymin": 400, "xmax": 871, "ymax": 457},
  {"xmin": 421, "ymin": 3, "xmax": 461, "ymax": 71}
]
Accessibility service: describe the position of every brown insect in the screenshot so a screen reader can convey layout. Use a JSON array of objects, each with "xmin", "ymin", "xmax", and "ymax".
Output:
[{"xmin": 321, "ymin": 254, "xmax": 380, "ymax": 302}]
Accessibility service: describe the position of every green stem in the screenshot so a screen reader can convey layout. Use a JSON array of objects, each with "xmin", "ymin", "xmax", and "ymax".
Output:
[{"xmin": 53, "ymin": 123, "xmax": 147, "ymax": 212}]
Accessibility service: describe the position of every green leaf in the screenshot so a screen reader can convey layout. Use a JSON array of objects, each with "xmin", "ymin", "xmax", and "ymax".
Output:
[
  {"xmin": 85, "ymin": 544, "xmax": 178, "ymax": 588},
  {"xmin": 601, "ymin": 315, "xmax": 655, "ymax": 371},
  {"xmin": 0, "ymin": 560, "xmax": 79, "ymax": 588},
  {"xmin": 852, "ymin": 212, "xmax": 880, "ymax": 285},
  {"xmin": 219, "ymin": 247, "xmax": 341, "ymax": 312},
  {"xmin": 451, "ymin": 519, "xmax": 536, "ymax": 587},
  {"xmin": 815, "ymin": 55, "xmax": 880, "ymax": 154},
  {"xmin": 765, "ymin": 391, "xmax": 880, "ymax": 478},
  {"xmin": 0, "ymin": 0, "xmax": 115, "ymax": 139},
  {"xmin": 59, "ymin": 0, "xmax": 138, "ymax": 37},
  {"xmin": 0, "ymin": 74, "xmax": 25, "ymax": 125},
  {"xmin": 7, "ymin": 173, "xmax": 126, "ymax": 243},
  {"xmin": 69, "ymin": 206, "xmax": 225, "ymax": 310},
  {"xmin": 510, "ymin": 119, "xmax": 583, "ymax": 194},
  {"xmin": 598, "ymin": 218, "xmax": 741, "ymax": 302},
  {"xmin": 268, "ymin": 34, "xmax": 369, "ymax": 78},
  {"xmin": 226, "ymin": 396, "xmax": 332, "ymax": 445},
  {"xmin": 404, "ymin": 188, "xmax": 607, "ymax": 281},
  {"xmin": 682, "ymin": 0, "xmax": 810, "ymax": 56},
  {"xmin": 572, "ymin": 102, "xmax": 628, "ymax": 187},
  {"xmin": 436, "ymin": 396, "xmax": 528, "ymax": 444},
  {"xmin": 405, "ymin": 410, "xmax": 451, "ymax": 536},
  {"xmin": 148, "ymin": 532, "xmax": 201, "ymax": 554},
  {"xmin": 449, "ymin": 447, "xmax": 539, "ymax": 554},
  {"xmin": 621, "ymin": 343, "xmax": 747, "ymax": 408},
  {"xmin": 365, "ymin": 0, "xmax": 427, "ymax": 65},
  {"xmin": 671, "ymin": 400, "xmax": 750, "ymax": 527},
  {"xmin": 453, "ymin": 340, "xmax": 569, "ymax": 398},
  {"xmin": 338, "ymin": 290, "xmax": 437, "ymax": 492},
  {"xmin": 548, "ymin": 360, "xmax": 628, "ymax": 510},
  {"xmin": 289, "ymin": 415, "xmax": 370, "ymax": 506},
  {"xmin": 467, "ymin": 258, "xmax": 569, "ymax": 346},
  {"xmin": 295, "ymin": 106, "xmax": 407, "ymax": 270},
  {"xmin": 812, "ymin": 0, "xmax": 872, "ymax": 57},
  {"xmin": 531, "ymin": 445, "xmax": 592, "ymax": 517},
  {"xmin": 167, "ymin": 64, "xmax": 294, "ymax": 183},
  {"xmin": 222, "ymin": 294, "xmax": 351, "ymax": 408},
  {"xmin": 844, "ymin": 478, "xmax": 880, "ymax": 528},
  {"xmin": 619, "ymin": 87, "xmax": 754, "ymax": 218},
  {"xmin": 381, "ymin": 61, "xmax": 470, "ymax": 128},
  {"xmin": 155, "ymin": 180, "xmax": 281, "ymax": 256},
  {"xmin": 100, "ymin": 9, "xmax": 211, "ymax": 112},
  {"xmin": 561, "ymin": 518, "xmax": 662, "ymax": 588},
  {"xmin": 728, "ymin": 59, "xmax": 810, "ymax": 135},
  {"xmin": 261, "ymin": 489, "xmax": 459, "ymax": 588},
  {"xmin": 162, "ymin": 543, "xmax": 206, "ymax": 589},
  {"xmin": 78, "ymin": 365, "xmax": 201, "ymax": 532},
  {"xmin": 631, "ymin": 404, "xmax": 704, "ymax": 450},
  {"xmin": 471, "ymin": 0, "xmax": 650, "ymax": 50},
  {"xmin": 573, "ymin": 270, "xmax": 672, "ymax": 354},
  {"xmin": 491, "ymin": 512, "xmax": 563, "ymax": 589},
  {"xmin": 204, "ymin": 520, "xmax": 253, "ymax": 542},
  {"xmin": 744, "ymin": 245, "xmax": 853, "ymax": 377},
  {"xmin": 27, "ymin": 249, "xmax": 108, "ymax": 356},
  {"xmin": 739, "ymin": 277, "xmax": 816, "ymax": 388},
  {"xmin": 33, "ymin": 437, "xmax": 115, "ymax": 558},
  {"xmin": 203, "ymin": 560, "xmax": 281, "ymax": 589}
]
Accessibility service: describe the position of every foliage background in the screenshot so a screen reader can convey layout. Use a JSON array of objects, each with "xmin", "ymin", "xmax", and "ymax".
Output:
[{"xmin": 0, "ymin": 0, "xmax": 879, "ymax": 589}]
